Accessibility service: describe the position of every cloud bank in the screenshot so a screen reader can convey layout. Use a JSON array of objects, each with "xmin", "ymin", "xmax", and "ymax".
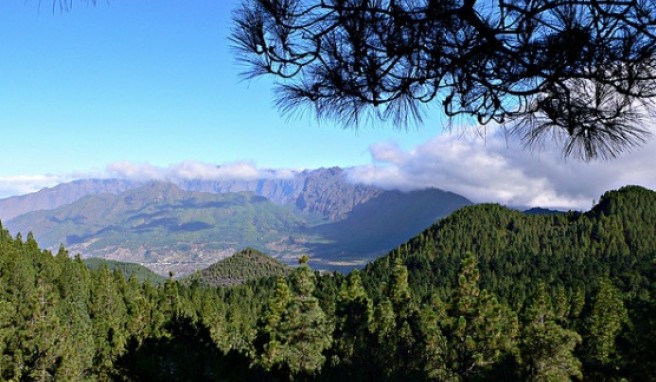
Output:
[
  {"xmin": 104, "ymin": 161, "xmax": 295, "ymax": 181},
  {"xmin": 1, "ymin": 134, "xmax": 654, "ymax": 210},
  {"xmin": 0, "ymin": 175, "xmax": 71, "ymax": 199},
  {"xmin": 0, "ymin": 161, "xmax": 296, "ymax": 199},
  {"xmin": 347, "ymin": 129, "xmax": 656, "ymax": 209}
]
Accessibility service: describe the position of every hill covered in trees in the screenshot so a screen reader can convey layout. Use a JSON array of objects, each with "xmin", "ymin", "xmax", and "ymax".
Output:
[
  {"xmin": 183, "ymin": 248, "xmax": 291, "ymax": 287},
  {"xmin": 0, "ymin": 185, "xmax": 654, "ymax": 381},
  {"xmin": 362, "ymin": 185, "xmax": 656, "ymax": 303},
  {"xmin": 83, "ymin": 257, "xmax": 167, "ymax": 285}
]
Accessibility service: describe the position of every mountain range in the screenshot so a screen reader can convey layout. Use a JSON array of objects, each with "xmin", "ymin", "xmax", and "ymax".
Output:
[
  {"xmin": 0, "ymin": 167, "xmax": 380, "ymax": 222},
  {"xmin": 0, "ymin": 167, "xmax": 471, "ymax": 276}
]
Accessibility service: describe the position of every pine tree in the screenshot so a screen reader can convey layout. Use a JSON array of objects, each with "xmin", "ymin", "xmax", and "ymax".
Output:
[
  {"xmin": 197, "ymin": 289, "xmax": 227, "ymax": 352},
  {"xmin": 368, "ymin": 258, "xmax": 425, "ymax": 379},
  {"xmin": 582, "ymin": 277, "xmax": 628, "ymax": 375},
  {"xmin": 122, "ymin": 275, "xmax": 152, "ymax": 342},
  {"xmin": 332, "ymin": 270, "xmax": 373, "ymax": 376},
  {"xmin": 420, "ymin": 295, "xmax": 450, "ymax": 381},
  {"xmin": 254, "ymin": 276, "xmax": 291, "ymax": 371},
  {"xmin": 388, "ymin": 257, "xmax": 423, "ymax": 377},
  {"xmin": 89, "ymin": 266, "xmax": 128, "ymax": 379},
  {"xmin": 446, "ymin": 253, "xmax": 518, "ymax": 379},
  {"xmin": 54, "ymin": 252, "xmax": 95, "ymax": 380},
  {"xmin": 371, "ymin": 297, "xmax": 396, "ymax": 368},
  {"xmin": 0, "ymin": 279, "xmax": 15, "ymax": 379},
  {"xmin": 26, "ymin": 276, "xmax": 63, "ymax": 381},
  {"xmin": 3, "ymin": 242, "xmax": 63, "ymax": 380},
  {"xmin": 160, "ymin": 273, "xmax": 182, "ymax": 319},
  {"xmin": 278, "ymin": 256, "xmax": 332, "ymax": 376},
  {"xmin": 520, "ymin": 283, "xmax": 582, "ymax": 382}
]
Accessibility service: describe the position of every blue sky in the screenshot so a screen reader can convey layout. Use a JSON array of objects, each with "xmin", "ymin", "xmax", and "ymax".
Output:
[
  {"xmin": 1, "ymin": 0, "xmax": 655, "ymax": 208},
  {"xmin": 0, "ymin": 0, "xmax": 438, "ymax": 175}
]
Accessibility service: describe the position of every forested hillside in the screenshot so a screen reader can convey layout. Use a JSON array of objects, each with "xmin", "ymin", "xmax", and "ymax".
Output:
[
  {"xmin": 83, "ymin": 257, "xmax": 166, "ymax": 285},
  {"xmin": 363, "ymin": 185, "xmax": 656, "ymax": 304},
  {"xmin": 0, "ymin": 185, "xmax": 654, "ymax": 381},
  {"xmin": 183, "ymin": 248, "xmax": 290, "ymax": 287}
]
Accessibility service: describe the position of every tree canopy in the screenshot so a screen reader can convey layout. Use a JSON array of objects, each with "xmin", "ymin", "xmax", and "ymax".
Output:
[
  {"xmin": 1, "ymin": 186, "xmax": 656, "ymax": 379},
  {"xmin": 232, "ymin": 0, "xmax": 656, "ymax": 160}
]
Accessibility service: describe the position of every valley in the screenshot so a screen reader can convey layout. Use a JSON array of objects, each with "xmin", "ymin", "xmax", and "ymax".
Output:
[{"xmin": 0, "ymin": 167, "xmax": 471, "ymax": 275}]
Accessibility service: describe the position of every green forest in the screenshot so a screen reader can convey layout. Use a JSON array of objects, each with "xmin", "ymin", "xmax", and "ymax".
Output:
[{"xmin": 0, "ymin": 185, "xmax": 655, "ymax": 381}]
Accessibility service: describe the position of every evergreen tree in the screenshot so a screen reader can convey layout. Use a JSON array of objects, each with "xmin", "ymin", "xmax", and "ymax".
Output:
[
  {"xmin": 122, "ymin": 275, "xmax": 153, "ymax": 343},
  {"xmin": 420, "ymin": 295, "xmax": 450, "ymax": 381},
  {"xmin": 278, "ymin": 256, "xmax": 332, "ymax": 376},
  {"xmin": 26, "ymin": 276, "xmax": 63, "ymax": 381},
  {"xmin": 388, "ymin": 257, "xmax": 423, "ymax": 378},
  {"xmin": 370, "ymin": 297, "xmax": 397, "ymax": 378},
  {"xmin": 520, "ymin": 283, "xmax": 582, "ymax": 381},
  {"xmin": 197, "ymin": 289, "xmax": 227, "ymax": 352},
  {"xmin": 0, "ymin": 279, "xmax": 15, "ymax": 379},
  {"xmin": 254, "ymin": 276, "xmax": 291, "ymax": 371},
  {"xmin": 445, "ymin": 253, "xmax": 518, "ymax": 380},
  {"xmin": 582, "ymin": 277, "xmax": 628, "ymax": 377},
  {"xmin": 89, "ymin": 266, "xmax": 128, "ymax": 379},
  {"xmin": 160, "ymin": 272, "xmax": 182, "ymax": 319},
  {"xmin": 3, "ymin": 242, "xmax": 63, "ymax": 380},
  {"xmin": 332, "ymin": 270, "xmax": 373, "ymax": 377},
  {"xmin": 54, "ymin": 251, "xmax": 95, "ymax": 380},
  {"xmin": 367, "ymin": 258, "xmax": 425, "ymax": 379}
]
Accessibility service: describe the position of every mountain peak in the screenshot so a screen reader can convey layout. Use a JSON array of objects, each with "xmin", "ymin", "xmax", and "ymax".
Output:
[
  {"xmin": 590, "ymin": 185, "xmax": 656, "ymax": 217},
  {"xmin": 183, "ymin": 248, "xmax": 290, "ymax": 287}
]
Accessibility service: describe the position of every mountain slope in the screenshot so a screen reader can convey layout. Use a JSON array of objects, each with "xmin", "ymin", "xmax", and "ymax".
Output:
[
  {"xmin": 183, "ymin": 248, "xmax": 290, "ymax": 287},
  {"xmin": 1, "ymin": 186, "xmax": 654, "ymax": 381},
  {"xmin": 362, "ymin": 185, "xmax": 656, "ymax": 303},
  {"xmin": 4, "ymin": 176, "xmax": 472, "ymax": 275},
  {"xmin": 293, "ymin": 167, "xmax": 382, "ymax": 220},
  {"xmin": 0, "ymin": 167, "xmax": 380, "ymax": 223},
  {"xmin": 6, "ymin": 182, "xmax": 307, "ymax": 276},
  {"xmin": 0, "ymin": 178, "xmax": 139, "ymax": 221},
  {"xmin": 178, "ymin": 167, "xmax": 382, "ymax": 220},
  {"xmin": 307, "ymin": 188, "xmax": 471, "ymax": 269},
  {"xmin": 84, "ymin": 257, "xmax": 167, "ymax": 285}
]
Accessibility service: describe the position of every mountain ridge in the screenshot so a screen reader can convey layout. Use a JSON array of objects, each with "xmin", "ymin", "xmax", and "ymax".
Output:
[
  {"xmin": 0, "ymin": 178, "xmax": 140, "ymax": 221},
  {"xmin": 0, "ymin": 167, "xmax": 382, "ymax": 223},
  {"xmin": 361, "ymin": 184, "xmax": 656, "ymax": 304},
  {"xmin": 5, "ymin": 182, "xmax": 309, "ymax": 276},
  {"xmin": 5, "ymin": 179, "xmax": 470, "ymax": 276}
]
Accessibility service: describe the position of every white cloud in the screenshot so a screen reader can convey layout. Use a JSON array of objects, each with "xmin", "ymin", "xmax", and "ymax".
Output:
[
  {"xmin": 0, "ymin": 175, "xmax": 71, "ymax": 199},
  {"xmin": 105, "ymin": 161, "xmax": 168, "ymax": 180},
  {"xmin": 104, "ymin": 160, "xmax": 296, "ymax": 181},
  {"xmin": 1, "ymin": 137, "xmax": 654, "ymax": 210},
  {"xmin": 0, "ymin": 161, "xmax": 298, "ymax": 198},
  {"xmin": 347, "ymin": 128, "xmax": 656, "ymax": 209}
]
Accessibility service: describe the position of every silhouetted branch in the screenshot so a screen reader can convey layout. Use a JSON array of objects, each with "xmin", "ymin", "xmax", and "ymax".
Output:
[{"xmin": 232, "ymin": 0, "xmax": 656, "ymax": 159}]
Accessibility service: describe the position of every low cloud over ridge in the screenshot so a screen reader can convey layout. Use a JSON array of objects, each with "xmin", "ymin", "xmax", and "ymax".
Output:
[
  {"xmin": 347, "ymin": 129, "xmax": 656, "ymax": 209},
  {"xmin": 0, "ymin": 161, "xmax": 296, "ymax": 199},
  {"xmin": 1, "ymin": 135, "xmax": 654, "ymax": 209},
  {"xmin": 0, "ymin": 175, "xmax": 67, "ymax": 199},
  {"xmin": 105, "ymin": 161, "xmax": 295, "ymax": 181}
]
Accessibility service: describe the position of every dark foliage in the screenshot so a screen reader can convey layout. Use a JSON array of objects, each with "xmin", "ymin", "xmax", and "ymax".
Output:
[
  {"xmin": 1, "ymin": 185, "xmax": 655, "ymax": 380},
  {"xmin": 116, "ymin": 316, "xmax": 225, "ymax": 381},
  {"xmin": 233, "ymin": 0, "xmax": 656, "ymax": 159}
]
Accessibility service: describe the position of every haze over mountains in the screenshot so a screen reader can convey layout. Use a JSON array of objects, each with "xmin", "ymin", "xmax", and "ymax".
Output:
[{"xmin": 0, "ymin": 167, "xmax": 471, "ymax": 275}]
